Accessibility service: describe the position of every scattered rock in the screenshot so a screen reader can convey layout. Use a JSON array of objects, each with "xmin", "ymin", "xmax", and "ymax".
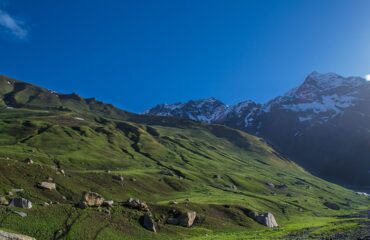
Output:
[
  {"xmin": 266, "ymin": 182, "xmax": 275, "ymax": 188},
  {"xmin": 228, "ymin": 184, "xmax": 238, "ymax": 191},
  {"xmin": 130, "ymin": 177, "xmax": 137, "ymax": 182},
  {"xmin": 142, "ymin": 213, "xmax": 157, "ymax": 232},
  {"xmin": 11, "ymin": 189, "xmax": 24, "ymax": 193},
  {"xmin": 38, "ymin": 182, "xmax": 56, "ymax": 190},
  {"xmin": 13, "ymin": 210, "xmax": 27, "ymax": 218},
  {"xmin": 56, "ymin": 169, "xmax": 65, "ymax": 176},
  {"xmin": 9, "ymin": 198, "xmax": 32, "ymax": 209},
  {"xmin": 167, "ymin": 211, "xmax": 197, "ymax": 227},
  {"xmin": 125, "ymin": 198, "xmax": 149, "ymax": 211},
  {"xmin": 0, "ymin": 196, "xmax": 9, "ymax": 205},
  {"xmin": 0, "ymin": 230, "xmax": 35, "ymax": 240},
  {"xmin": 43, "ymin": 202, "xmax": 50, "ymax": 207},
  {"xmin": 25, "ymin": 158, "xmax": 33, "ymax": 164},
  {"xmin": 169, "ymin": 200, "xmax": 178, "ymax": 205},
  {"xmin": 160, "ymin": 169, "xmax": 176, "ymax": 177},
  {"xmin": 213, "ymin": 174, "xmax": 222, "ymax": 179},
  {"xmin": 112, "ymin": 175, "xmax": 124, "ymax": 182},
  {"xmin": 324, "ymin": 202, "xmax": 340, "ymax": 210},
  {"xmin": 103, "ymin": 200, "xmax": 114, "ymax": 208},
  {"xmin": 79, "ymin": 192, "xmax": 104, "ymax": 208},
  {"xmin": 47, "ymin": 177, "xmax": 53, "ymax": 182},
  {"xmin": 276, "ymin": 184, "xmax": 288, "ymax": 189}
]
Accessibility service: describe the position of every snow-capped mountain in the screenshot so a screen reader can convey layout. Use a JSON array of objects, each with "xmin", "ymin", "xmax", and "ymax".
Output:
[
  {"xmin": 146, "ymin": 72, "xmax": 370, "ymax": 187},
  {"xmin": 145, "ymin": 97, "xmax": 227, "ymax": 123}
]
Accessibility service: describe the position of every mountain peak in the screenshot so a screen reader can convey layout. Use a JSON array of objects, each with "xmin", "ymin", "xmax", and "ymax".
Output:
[{"xmin": 303, "ymin": 71, "xmax": 366, "ymax": 90}]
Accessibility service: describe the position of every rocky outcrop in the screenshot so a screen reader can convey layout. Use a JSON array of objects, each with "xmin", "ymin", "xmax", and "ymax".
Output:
[
  {"xmin": 0, "ymin": 230, "xmax": 35, "ymax": 240},
  {"xmin": 78, "ymin": 192, "xmax": 104, "ymax": 208},
  {"xmin": 9, "ymin": 198, "xmax": 32, "ymax": 209}
]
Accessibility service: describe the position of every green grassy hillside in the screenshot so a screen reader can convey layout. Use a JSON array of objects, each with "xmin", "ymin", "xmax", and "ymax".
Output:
[{"xmin": 0, "ymin": 75, "xmax": 369, "ymax": 239}]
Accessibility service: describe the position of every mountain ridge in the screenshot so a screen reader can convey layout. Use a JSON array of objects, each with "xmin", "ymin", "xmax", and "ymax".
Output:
[{"xmin": 146, "ymin": 72, "xmax": 370, "ymax": 187}]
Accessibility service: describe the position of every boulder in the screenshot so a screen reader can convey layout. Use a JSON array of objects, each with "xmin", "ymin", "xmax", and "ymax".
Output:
[
  {"xmin": 266, "ymin": 182, "xmax": 275, "ymax": 188},
  {"xmin": 142, "ymin": 213, "xmax": 157, "ymax": 232},
  {"xmin": 167, "ymin": 211, "xmax": 197, "ymax": 227},
  {"xmin": 0, "ymin": 230, "xmax": 35, "ymax": 240},
  {"xmin": 79, "ymin": 192, "xmax": 104, "ymax": 208},
  {"xmin": 0, "ymin": 196, "xmax": 9, "ymax": 205},
  {"xmin": 38, "ymin": 182, "xmax": 56, "ymax": 190},
  {"xmin": 125, "ymin": 198, "xmax": 149, "ymax": 211},
  {"xmin": 255, "ymin": 212, "xmax": 278, "ymax": 228},
  {"xmin": 9, "ymin": 198, "xmax": 33, "ymax": 209},
  {"xmin": 179, "ymin": 211, "xmax": 197, "ymax": 227}
]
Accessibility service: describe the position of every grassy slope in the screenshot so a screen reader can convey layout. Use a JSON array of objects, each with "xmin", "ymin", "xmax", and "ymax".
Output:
[{"xmin": 0, "ymin": 107, "xmax": 368, "ymax": 240}]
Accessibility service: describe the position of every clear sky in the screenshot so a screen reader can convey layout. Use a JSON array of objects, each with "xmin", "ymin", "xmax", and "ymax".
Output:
[{"xmin": 0, "ymin": 0, "xmax": 370, "ymax": 112}]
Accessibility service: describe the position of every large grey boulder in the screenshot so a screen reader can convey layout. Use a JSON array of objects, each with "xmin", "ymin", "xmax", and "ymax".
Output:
[
  {"xmin": 9, "ymin": 198, "xmax": 32, "ymax": 209},
  {"xmin": 255, "ymin": 212, "xmax": 278, "ymax": 228},
  {"xmin": 142, "ymin": 213, "xmax": 157, "ymax": 232},
  {"xmin": 0, "ymin": 230, "xmax": 35, "ymax": 240}
]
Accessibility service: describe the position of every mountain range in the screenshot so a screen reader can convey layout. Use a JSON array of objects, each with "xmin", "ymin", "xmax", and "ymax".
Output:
[
  {"xmin": 146, "ymin": 72, "xmax": 370, "ymax": 188},
  {"xmin": 0, "ymin": 73, "xmax": 369, "ymax": 239}
]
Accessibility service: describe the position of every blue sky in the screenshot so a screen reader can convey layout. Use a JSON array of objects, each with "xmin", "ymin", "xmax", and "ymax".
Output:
[{"xmin": 0, "ymin": 0, "xmax": 370, "ymax": 112}]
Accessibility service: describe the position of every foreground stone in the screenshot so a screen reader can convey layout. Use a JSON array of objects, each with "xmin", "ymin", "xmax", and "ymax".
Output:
[
  {"xmin": 125, "ymin": 198, "xmax": 149, "ymax": 211},
  {"xmin": 38, "ymin": 182, "xmax": 56, "ymax": 190},
  {"xmin": 79, "ymin": 192, "xmax": 104, "ymax": 208},
  {"xmin": 142, "ymin": 213, "xmax": 157, "ymax": 232},
  {"xmin": 0, "ymin": 230, "xmax": 35, "ymax": 240},
  {"xmin": 167, "ymin": 211, "xmax": 197, "ymax": 227},
  {"xmin": 9, "ymin": 198, "xmax": 32, "ymax": 209}
]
